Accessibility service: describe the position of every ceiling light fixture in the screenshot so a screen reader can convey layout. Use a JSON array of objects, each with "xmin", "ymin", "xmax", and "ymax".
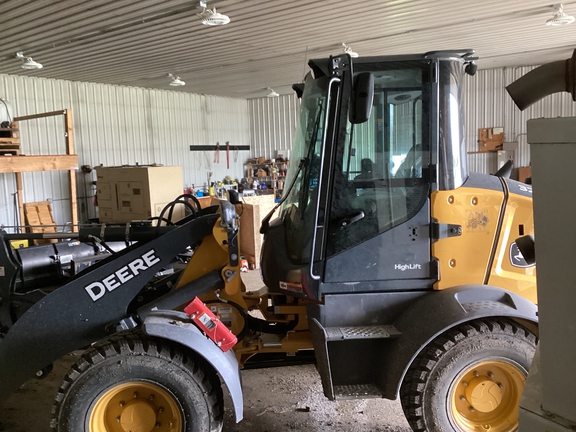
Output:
[
  {"xmin": 342, "ymin": 43, "xmax": 359, "ymax": 58},
  {"xmin": 168, "ymin": 73, "xmax": 185, "ymax": 86},
  {"xmin": 197, "ymin": 1, "xmax": 230, "ymax": 26},
  {"xmin": 546, "ymin": 4, "xmax": 575, "ymax": 26},
  {"xmin": 15, "ymin": 52, "xmax": 43, "ymax": 70},
  {"xmin": 266, "ymin": 87, "xmax": 279, "ymax": 98}
]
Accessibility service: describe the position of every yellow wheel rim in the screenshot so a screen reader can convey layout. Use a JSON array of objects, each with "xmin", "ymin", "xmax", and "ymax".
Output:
[
  {"xmin": 89, "ymin": 381, "xmax": 183, "ymax": 432},
  {"xmin": 450, "ymin": 359, "xmax": 526, "ymax": 431}
]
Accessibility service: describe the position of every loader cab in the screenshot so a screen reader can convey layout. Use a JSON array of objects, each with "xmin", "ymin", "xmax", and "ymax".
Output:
[{"xmin": 261, "ymin": 52, "xmax": 471, "ymax": 300}]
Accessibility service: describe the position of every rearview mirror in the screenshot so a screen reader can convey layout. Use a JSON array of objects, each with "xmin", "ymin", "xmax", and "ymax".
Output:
[{"xmin": 349, "ymin": 72, "xmax": 374, "ymax": 124}]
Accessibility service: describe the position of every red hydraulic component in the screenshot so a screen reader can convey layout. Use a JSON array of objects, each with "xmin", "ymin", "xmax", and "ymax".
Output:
[{"xmin": 184, "ymin": 297, "xmax": 237, "ymax": 352}]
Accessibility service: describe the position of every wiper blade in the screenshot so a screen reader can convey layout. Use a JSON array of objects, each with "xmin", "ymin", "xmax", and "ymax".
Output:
[{"xmin": 260, "ymin": 157, "xmax": 307, "ymax": 234}]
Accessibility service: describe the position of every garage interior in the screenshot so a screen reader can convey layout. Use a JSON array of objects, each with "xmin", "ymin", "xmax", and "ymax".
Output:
[{"xmin": 1, "ymin": 1, "xmax": 576, "ymax": 431}]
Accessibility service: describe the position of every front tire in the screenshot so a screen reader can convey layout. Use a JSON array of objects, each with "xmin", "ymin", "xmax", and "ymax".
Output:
[
  {"xmin": 400, "ymin": 318, "xmax": 537, "ymax": 432},
  {"xmin": 52, "ymin": 334, "xmax": 224, "ymax": 432}
]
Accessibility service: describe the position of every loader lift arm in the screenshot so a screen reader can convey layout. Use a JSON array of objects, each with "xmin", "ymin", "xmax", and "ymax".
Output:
[{"xmin": 0, "ymin": 211, "xmax": 221, "ymax": 401}]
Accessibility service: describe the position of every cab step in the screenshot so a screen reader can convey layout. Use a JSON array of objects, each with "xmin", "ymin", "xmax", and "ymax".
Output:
[
  {"xmin": 334, "ymin": 383, "xmax": 383, "ymax": 399},
  {"xmin": 324, "ymin": 324, "xmax": 401, "ymax": 341},
  {"xmin": 310, "ymin": 319, "xmax": 402, "ymax": 401}
]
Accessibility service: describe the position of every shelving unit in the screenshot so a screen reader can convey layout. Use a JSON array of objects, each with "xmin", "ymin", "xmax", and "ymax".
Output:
[
  {"xmin": 0, "ymin": 109, "xmax": 79, "ymax": 231},
  {"xmin": 246, "ymin": 160, "xmax": 289, "ymax": 201}
]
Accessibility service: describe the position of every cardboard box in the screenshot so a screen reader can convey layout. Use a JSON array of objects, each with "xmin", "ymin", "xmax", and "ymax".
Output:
[
  {"xmin": 478, "ymin": 127, "xmax": 504, "ymax": 152},
  {"xmin": 96, "ymin": 165, "xmax": 184, "ymax": 223},
  {"xmin": 518, "ymin": 166, "xmax": 532, "ymax": 183}
]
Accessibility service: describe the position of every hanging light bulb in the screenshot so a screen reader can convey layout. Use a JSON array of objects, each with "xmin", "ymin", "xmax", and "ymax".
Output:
[
  {"xmin": 266, "ymin": 87, "xmax": 279, "ymax": 98},
  {"xmin": 168, "ymin": 73, "xmax": 185, "ymax": 86},
  {"xmin": 546, "ymin": 4, "xmax": 575, "ymax": 26},
  {"xmin": 342, "ymin": 43, "xmax": 359, "ymax": 58},
  {"xmin": 197, "ymin": 1, "xmax": 230, "ymax": 26},
  {"xmin": 16, "ymin": 52, "xmax": 43, "ymax": 70}
]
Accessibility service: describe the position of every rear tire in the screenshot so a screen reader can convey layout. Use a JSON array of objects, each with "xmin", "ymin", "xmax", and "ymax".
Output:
[
  {"xmin": 400, "ymin": 318, "xmax": 537, "ymax": 432},
  {"xmin": 51, "ymin": 333, "xmax": 223, "ymax": 432}
]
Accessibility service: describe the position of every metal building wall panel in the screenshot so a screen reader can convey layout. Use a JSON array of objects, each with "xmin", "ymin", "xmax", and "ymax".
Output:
[
  {"xmin": 462, "ymin": 66, "xmax": 576, "ymax": 179},
  {"xmin": 249, "ymin": 94, "xmax": 300, "ymax": 159},
  {"xmin": 0, "ymin": 73, "xmax": 249, "ymax": 230}
]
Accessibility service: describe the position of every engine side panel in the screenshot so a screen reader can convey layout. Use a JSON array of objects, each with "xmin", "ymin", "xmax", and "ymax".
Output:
[
  {"xmin": 488, "ymin": 179, "xmax": 536, "ymax": 303},
  {"xmin": 431, "ymin": 173, "xmax": 504, "ymax": 289}
]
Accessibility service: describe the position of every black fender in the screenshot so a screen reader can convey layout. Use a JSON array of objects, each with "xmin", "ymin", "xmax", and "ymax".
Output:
[
  {"xmin": 378, "ymin": 285, "xmax": 538, "ymax": 400},
  {"xmin": 143, "ymin": 311, "xmax": 243, "ymax": 422}
]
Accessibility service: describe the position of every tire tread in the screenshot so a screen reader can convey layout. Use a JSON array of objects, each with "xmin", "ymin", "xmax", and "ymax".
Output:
[
  {"xmin": 400, "ymin": 318, "xmax": 537, "ymax": 432},
  {"xmin": 51, "ymin": 332, "xmax": 224, "ymax": 432}
]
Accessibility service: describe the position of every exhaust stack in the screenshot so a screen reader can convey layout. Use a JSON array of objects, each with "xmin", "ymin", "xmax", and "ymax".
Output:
[{"xmin": 506, "ymin": 49, "xmax": 576, "ymax": 111}]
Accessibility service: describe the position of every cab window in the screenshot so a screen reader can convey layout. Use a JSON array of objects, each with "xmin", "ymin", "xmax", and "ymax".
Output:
[{"xmin": 328, "ymin": 63, "xmax": 430, "ymax": 255}]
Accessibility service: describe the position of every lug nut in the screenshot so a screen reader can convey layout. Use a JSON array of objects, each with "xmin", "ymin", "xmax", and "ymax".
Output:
[
  {"xmin": 497, "ymin": 382, "xmax": 503, "ymax": 389},
  {"xmin": 474, "ymin": 370, "xmax": 479, "ymax": 377},
  {"xmin": 149, "ymin": 395, "xmax": 155, "ymax": 401},
  {"xmin": 116, "ymin": 416, "xmax": 121, "ymax": 423},
  {"xmin": 155, "ymin": 422, "xmax": 161, "ymax": 428},
  {"xmin": 459, "ymin": 395, "xmax": 466, "ymax": 401},
  {"xmin": 133, "ymin": 392, "xmax": 138, "ymax": 398},
  {"xmin": 119, "ymin": 401, "xmax": 125, "ymax": 407},
  {"xmin": 158, "ymin": 407, "xmax": 164, "ymax": 414},
  {"xmin": 469, "ymin": 407, "xmax": 476, "ymax": 413},
  {"xmin": 462, "ymin": 381, "xmax": 468, "ymax": 387},
  {"xmin": 488, "ymin": 372, "xmax": 494, "ymax": 378}
]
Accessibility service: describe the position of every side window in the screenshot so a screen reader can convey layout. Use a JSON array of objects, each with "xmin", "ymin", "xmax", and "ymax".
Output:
[{"xmin": 328, "ymin": 66, "xmax": 430, "ymax": 256}]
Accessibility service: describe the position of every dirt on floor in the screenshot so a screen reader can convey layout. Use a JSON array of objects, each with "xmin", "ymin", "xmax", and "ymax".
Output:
[
  {"xmin": 0, "ymin": 271, "xmax": 411, "ymax": 432},
  {"xmin": 0, "ymin": 357, "xmax": 410, "ymax": 432}
]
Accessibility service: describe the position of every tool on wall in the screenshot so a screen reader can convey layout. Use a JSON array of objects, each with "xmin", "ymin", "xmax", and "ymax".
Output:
[
  {"xmin": 214, "ymin": 142, "xmax": 220, "ymax": 163},
  {"xmin": 226, "ymin": 141, "xmax": 230, "ymax": 169}
]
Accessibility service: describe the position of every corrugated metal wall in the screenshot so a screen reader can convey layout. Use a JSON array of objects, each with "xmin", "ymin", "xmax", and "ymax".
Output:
[
  {"xmin": 248, "ymin": 95, "xmax": 300, "ymax": 159},
  {"xmin": 250, "ymin": 65, "xmax": 576, "ymax": 181},
  {"xmin": 464, "ymin": 66, "xmax": 576, "ymax": 175},
  {"xmin": 0, "ymin": 74, "xmax": 249, "ymax": 230}
]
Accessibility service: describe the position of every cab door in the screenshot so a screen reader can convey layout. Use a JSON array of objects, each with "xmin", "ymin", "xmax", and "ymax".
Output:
[{"xmin": 322, "ymin": 61, "xmax": 434, "ymax": 293}]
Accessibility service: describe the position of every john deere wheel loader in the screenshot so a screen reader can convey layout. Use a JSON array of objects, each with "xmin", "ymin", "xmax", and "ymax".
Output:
[{"xmin": 0, "ymin": 50, "xmax": 538, "ymax": 432}]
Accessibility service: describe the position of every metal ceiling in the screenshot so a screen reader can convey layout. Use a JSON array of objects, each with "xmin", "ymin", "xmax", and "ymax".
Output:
[{"xmin": 1, "ymin": 0, "xmax": 576, "ymax": 99}]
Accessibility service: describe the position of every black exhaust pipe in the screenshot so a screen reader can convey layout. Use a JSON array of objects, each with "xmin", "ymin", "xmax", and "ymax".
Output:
[{"xmin": 506, "ymin": 49, "xmax": 576, "ymax": 111}]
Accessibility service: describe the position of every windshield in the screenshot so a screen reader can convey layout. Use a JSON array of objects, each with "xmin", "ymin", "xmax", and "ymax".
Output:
[{"xmin": 280, "ymin": 73, "xmax": 331, "ymax": 263}]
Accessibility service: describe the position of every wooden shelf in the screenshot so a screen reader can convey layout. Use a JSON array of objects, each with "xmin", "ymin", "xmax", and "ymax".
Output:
[
  {"xmin": 0, "ymin": 154, "xmax": 78, "ymax": 173},
  {"xmin": 4, "ymin": 110, "xmax": 78, "ymax": 231}
]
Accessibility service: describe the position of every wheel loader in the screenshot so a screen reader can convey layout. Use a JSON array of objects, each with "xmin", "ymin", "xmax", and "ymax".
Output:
[{"xmin": 0, "ymin": 50, "xmax": 539, "ymax": 432}]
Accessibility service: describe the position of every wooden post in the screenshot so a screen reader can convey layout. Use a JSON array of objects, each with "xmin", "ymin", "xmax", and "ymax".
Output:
[
  {"xmin": 64, "ymin": 109, "xmax": 79, "ymax": 232},
  {"xmin": 15, "ymin": 172, "xmax": 24, "ymax": 230}
]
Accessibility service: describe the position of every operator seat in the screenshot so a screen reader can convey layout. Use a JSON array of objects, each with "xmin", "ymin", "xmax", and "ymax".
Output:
[
  {"xmin": 354, "ymin": 158, "xmax": 374, "ymax": 180},
  {"xmin": 395, "ymin": 144, "xmax": 422, "ymax": 179}
]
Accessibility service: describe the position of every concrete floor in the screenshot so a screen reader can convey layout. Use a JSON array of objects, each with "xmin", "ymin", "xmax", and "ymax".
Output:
[{"xmin": 0, "ymin": 271, "xmax": 411, "ymax": 432}]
